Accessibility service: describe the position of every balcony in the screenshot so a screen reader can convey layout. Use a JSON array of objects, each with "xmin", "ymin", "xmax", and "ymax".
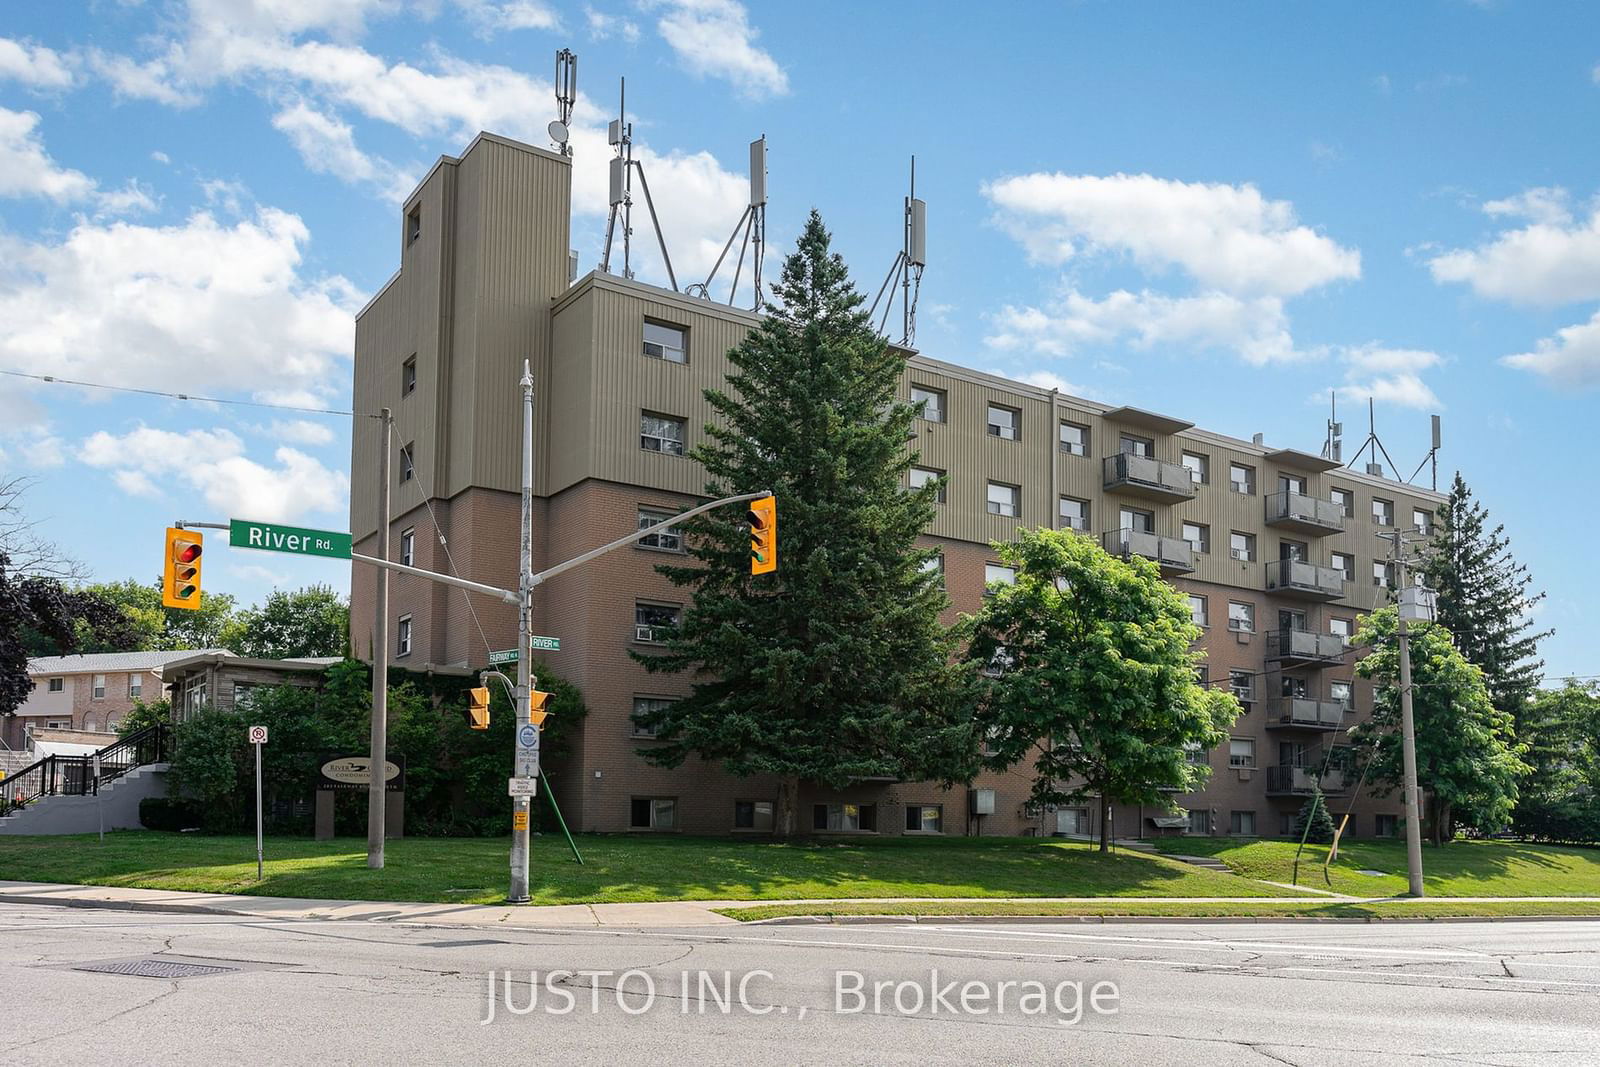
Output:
[
  {"xmin": 1265, "ymin": 490, "xmax": 1345, "ymax": 536},
  {"xmin": 1264, "ymin": 696, "xmax": 1347, "ymax": 731},
  {"xmin": 1101, "ymin": 528, "xmax": 1194, "ymax": 575},
  {"xmin": 1266, "ymin": 764, "xmax": 1351, "ymax": 796},
  {"xmin": 1265, "ymin": 628, "xmax": 1347, "ymax": 668},
  {"xmin": 1102, "ymin": 452, "xmax": 1196, "ymax": 502},
  {"xmin": 1265, "ymin": 558, "xmax": 1347, "ymax": 601}
]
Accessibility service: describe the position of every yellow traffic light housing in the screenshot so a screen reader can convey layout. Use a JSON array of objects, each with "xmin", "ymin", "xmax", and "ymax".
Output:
[
  {"xmin": 467, "ymin": 686, "xmax": 491, "ymax": 730},
  {"xmin": 162, "ymin": 527, "xmax": 204, "ymax": 610},
  {"xmin": 747, "ymin": 495, "xmax": 777, "ymax": 575},
  {"xmin": 529, "ymin": 689, "xmax": 552, "ymax": 730}
]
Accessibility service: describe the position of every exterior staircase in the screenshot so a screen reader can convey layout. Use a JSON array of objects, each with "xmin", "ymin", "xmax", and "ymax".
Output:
[{"xmin": 0, "ymin": 724, "xmax": 170, "ymax": 835}]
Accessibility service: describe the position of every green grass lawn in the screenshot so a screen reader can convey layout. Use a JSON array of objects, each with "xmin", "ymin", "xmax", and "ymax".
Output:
[
  {"xmin": 0, "ymin": 832, "xmax": 1297, "ymax": 906},
  {"xmin": 1152, "ymin": 836, "xmax": 1600, "ymax": 898},
  {"xmin": 716, "ymin": 899, "xmax": 1600, "ymax": 922}
]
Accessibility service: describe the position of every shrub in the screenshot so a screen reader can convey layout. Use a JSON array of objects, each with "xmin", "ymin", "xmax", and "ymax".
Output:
[{"xmin": 139, "ymin": 796, "xmax": 206, "ymax": 831}]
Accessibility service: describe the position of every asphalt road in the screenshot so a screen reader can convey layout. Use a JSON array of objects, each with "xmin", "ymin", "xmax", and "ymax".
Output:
[{"xmin": 1, "ymin": 903, "xmax": 1598, "ymax": 1066}]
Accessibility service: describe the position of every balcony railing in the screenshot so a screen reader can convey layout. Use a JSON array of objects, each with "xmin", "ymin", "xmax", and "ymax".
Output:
[
  {"xmin": 1102, "ymin": 452, "xmax": 1196, "ymax": 501},
  {"xmin": 1265, "ymin": 490, "xmax": 1345, "ymax": 535},
  {"xmin": 1265, "ymin": 627, "xmax": 1347, "ymax": 667},
  {"xmin": 1265, "ymin": 558, "xmax": 1347, "ymax": 601},
  {"xmin": 1264, "ymin": 696, "xmax": 1347, "ymax": 730},
  {"xmin": 1100, "ymin": 528, "xmax": 1194, "ymax": 574},
  {"xmin": 1266, "ymin": 764, "xmax": 1351, "ymax": 796}
]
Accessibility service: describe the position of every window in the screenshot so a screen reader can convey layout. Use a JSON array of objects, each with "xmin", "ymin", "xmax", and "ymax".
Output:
[
  {"xmin": 1187, "ymin": 594, "xmax": 1208, "ymax": 628},
  {"xmin": 631, "ymin": 696, "xmax": 675, "ymax": 738},
  {"xmin": 1228, "ymin": 738, "xmax": 1256, "ymax": 768},
  {"xmin": 1230, "ymin": 670, "xmax": 1255, "ymax": 703},
  {"xmin": 83, "ymin": 715, "xmax": 98, "ymax": 733},
  {"xmin": 1373, "ymin": 560, "xmax": 1393, "ymax": 588},
  {"xmin": 1230, "ymin": 810, "xmax": 1257, "ymax": 836},
  {"xmin": 1120, "ymin": 506, "xmax": 1154, "ymax": 534},
  {"xmin": 1279, "ymin": 812, "xmax": 1297, "ymax": 837},
  {"xmin": 1228, "ymin": 601, "xmax": 1255, "ymax": 633},
  {"xmin": 734, "ymin": 800, "xmax": 774, "ymax": 831},
  {"xmin": 910, "ymin": 385, "xmax": 945, "ymax": 423},
  {"xmin": 986, "ymin": 403, "xmax": 1019, "ymax": 440},
  {"xmin": 813, "ymin": 803, "xmax": 876, "ymax": 832},
  {"xmin": 637, "ymin": 508, "xmax": 684, "ymax": 552},
  {"xmin": 1229, "ymin": 531, "xmax": 1256, "ymax": 562},
  {"xmin": 128, "ymin": 674, "xmax": 142, "ymax": 699},
  {"xmin": 904, "ymin": 804, "xmax": 943, "ymax": 833},
  {"xmin": 1330, "ymin": 552, "xmax": 1354, "ymax": 577},
  {"xmin": 48, "ymin": 677, "xmax": 64, "ymax": 693},
  {"xmin": 1182, "ymin": 521, "xmax": 1210, "ymax": 554},
  {"xmin": 1412, "ymin": 507, "xmax": 1433, "ymax": 535},
  {"xmin": 1059, "ymin": 421, "xmax": 1089, "ymax": 456},
  {"xmin": 400, "ymin": 527, "xmax": 415, "ymax": 567},
  {"xmin": 1330, "ymin": 486, "xmax": 1354, "ymax": 517},
  {"xmin": 1119, "ymin": 434, "xmax": 1153, "ymax": 457},
  {"xmin": 920, "ymin": 553, "xmax": 945, "ymax": 586},
  {"xmin": 910, "ymin": 466, "xmax": 946, "ymax": 503},
  {"xmin": 1181, "ymin": 450, "xmax": 1210, "ymax": 485},
  {"xmin": 405, "ymin": 204, "xmax": 421, "ymax": 246},
  {"xmin": 234, "ymin": 682, "xmax": 261, "ymax": 712},
  {"xmin": 1280, "ymin": 540, "xmax": 1308, "ymax": 563},
  {"xmin": 402, "ymin": 355, "xmax": 417, "ymax": 396},
  {"xmin": 640, "ymin": 412, "xmax": 686, "ymax": 456},
  {"xmin": 396, "ymin": 615, "xmax": 412, "ymax": 657},
  {"xmin": 642, "ymin": 320, "xmax": 687, "ymax": 363},
  {"xmin": 92, "ymin": 674, "xmax": 106, "ymax": 699},
  {"xmin": 634, "ymin": 602, "xmax": 680, "ymax": 643},
  {"xmin": 399, "ymin": 442, "xmax": 415, "ymax": 482},
  {"xmin": 1183, "ymin": 742, "xmax": 1207, "ymax": 766},
  {"xmin": 1230, "ymin": 463, "xmax": 1255, "ymax": 495},
  {"xmin": 1330, "ymin": 681, "xmax": 1353, "ymax": 710},
  {"xmin": 1372, "ymin": 497, "xmax": 1394, "ymax": 526},
  {"xmin": 1059, "ymin": 496, "xmax": 1089, "ymax": 532},
  {"xmin": 1329, "ymin": 617, "xmax": 1353, "ymax": 645},
  {"xmin": 984, "ymin": 563, "xmax": 1016, "ymax": 590},
  {"xmin": 1187, "ymin": 809, "xmax": 1210, "ymax": 835},
  {"xmin": 630, "ymin": 797, "xmax": 677, "ymax": 830},
  {"xmin": 44, "ymin": 718, "xmax": 71, "ymax": 730},
  {"xmin": 985, "ymin": 481, "xmax": 1020, "ymax": 517},
  {"xmin": 1059, "ymin": 807, "xmax": 1093, "ymax": 835},
  {"xmin": 1375, "ymin": 813, "xmax": 1398, "ymax": 838},
  {"xmin": 1278, "ymin": 473, "xmax": 1306, "ymax": 496}
]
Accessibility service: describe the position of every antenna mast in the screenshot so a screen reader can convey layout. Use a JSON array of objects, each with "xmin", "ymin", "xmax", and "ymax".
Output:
[
  {"xmin": 687, "ymin": 136, "xmax": 768, "ymax": 311},
  {"xmin": 1407, "ymin": 415, "xmax": 1442, "ymax": 491},
  {"xmin": 599, "ymin": 79, "xmax": 678, "ymax": 290},
  {"xmin": 868, "ymin": 156, "xmax": 927, "ymax": 346},
  {"xmin": 1344, "ymin": 396, "xmax": 1400, "ymax": 479},
  {"xmin": 550, "ymin": 49, "xmax": 576, "ymax": 156},
  {"xmin": 1321, "ymin": 391, "xmax": 1343, "ymax": 462}
]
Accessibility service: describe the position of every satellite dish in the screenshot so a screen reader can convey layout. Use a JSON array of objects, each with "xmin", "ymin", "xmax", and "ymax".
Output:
[{"xmin": 548, "ymin": 120, "xmax": 569, "ymax": 145}]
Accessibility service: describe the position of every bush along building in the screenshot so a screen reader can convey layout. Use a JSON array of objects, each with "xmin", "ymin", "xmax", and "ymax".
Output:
[{"xmin": 349, "ymin": 130, "xmax": 1446, "ymax": 840}]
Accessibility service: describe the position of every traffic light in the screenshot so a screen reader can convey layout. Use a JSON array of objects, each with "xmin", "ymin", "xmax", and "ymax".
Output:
[
  {"xmin": 467, "ymin": 686, "xmax": 491, "ymax": 730},
  {"xmin": 529, "ymin": 689, "xmax": 552, "ymax": 730},
  {"xmin": 162, "ymin": 527, "xmax": 204, "ymax": 610},
  {"xmin": 747, "ymin": 495, "xmax": 777, "ymax": 575}
]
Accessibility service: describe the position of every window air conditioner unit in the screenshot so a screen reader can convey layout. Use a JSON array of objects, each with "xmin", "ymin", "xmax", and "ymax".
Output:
[{"xmin": 635, "ymin": 625, "xmax": 656, "ymax": 642}]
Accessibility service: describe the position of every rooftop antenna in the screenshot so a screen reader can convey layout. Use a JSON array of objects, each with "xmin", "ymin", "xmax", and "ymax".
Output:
[
  {"xmin": 868, "ymin": 157, "xmax": 926, "ymax": 346},
  {"xmin": 1344, "ymin": 397, "xmax": 1399, "ymax": 479},
  {"xmin": 550, "ymin": 49, "xmax": 576, "ymax": 156},
  {"xmin": 1321, "ymin": 391, "xmax": 1343, "ymax": 463},
  {"xmin": 598, "ymin": 78, "xmax": 678, "ymax": 290},
  {"xmin": 686, "ymin": 135, "xmax": 768, "ymax": 311},
  {"xmin": 1407, "ymin": 415, "xmax": 1442, "ymax": 491}
]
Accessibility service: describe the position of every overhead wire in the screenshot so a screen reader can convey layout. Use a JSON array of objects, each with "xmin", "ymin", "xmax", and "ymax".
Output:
[{"xmin": 1, "ymin": 368, "xmax": 379, "ymax": 419}]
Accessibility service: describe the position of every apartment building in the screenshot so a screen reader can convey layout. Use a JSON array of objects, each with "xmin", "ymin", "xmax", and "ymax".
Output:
[
  {"xmin": 350, "ymin": 131, "xmax": 1445, "ymax": 840},
  {"xmin": 7, "ymin": 650, "xmax": 217, "ymax": 750}
]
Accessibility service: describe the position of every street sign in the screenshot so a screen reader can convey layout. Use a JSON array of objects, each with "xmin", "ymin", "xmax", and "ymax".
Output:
[
  {"xmin": 508, "ymin": 777, "xmax": 538, "ymax": 797},
  {"xmin": 512, "ymin": 810, "xmax": 529, "ymax": 832},
  {"xmin": 517, "ymin": 724, "xmax": 540, "ymax": 750},
  {"xmin": 230, "ymin": 519, "xmax": 352, "ymax": 560},
  {"xmin": 530, "ymin": 635, "xmax": 560, "ymax": 651},
  {"xmin": 489, "ymin": 636, "xmax": 560, "ymax": 664},
  {"xmin": 489, "ymin": 648, "xmax": 519, "ymax": 665},
  {"xmin": 248, "ymin": 725, "xmax": 269, "ymax": 745}
]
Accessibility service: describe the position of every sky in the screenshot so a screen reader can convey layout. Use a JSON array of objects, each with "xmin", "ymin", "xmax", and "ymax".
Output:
[{"xmin": 0, "ymin": 0, "xmax": 1596, "ymax": 678}]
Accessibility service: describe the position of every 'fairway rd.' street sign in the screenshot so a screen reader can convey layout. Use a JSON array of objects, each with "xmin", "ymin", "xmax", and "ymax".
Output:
[
  {"xmin": 488, "ymin": 636, "xmax": 560, "ymax": 666},
  {"xmin": 231, "ymin": 519, "xmax": 352, "ymax": 560}
]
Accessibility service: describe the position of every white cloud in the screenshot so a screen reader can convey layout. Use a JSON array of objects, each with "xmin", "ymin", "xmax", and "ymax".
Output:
[
  {"xmin": 1428, "ymin": 187, "xmax": 1600, "ymax": 305},
  {"xmin": 0, "ymin": 208, "xmax": 360, "ymax": 403},
  {"xmin": 0, "ymin": 37, "xmax": 75, "ymax": 88},
  {"xmin": 1335, "ymin": 373, "xmax": 1440, "ymax": 411},
  {"xmin": 81, "ymin": 426, "xmax": 346, "ymax": 523},
  {"xmin": 1502, "ymin": 309, "xmax": 1600, "ymax": 387},
  {"xmin": 585, "ymin": 6, "xmax": 640, "ymax": 41},
  {"xmin": 94, "ymin": 180, "xmax": 161, "ymax": 216},
  {"xmin": 983, "ymin": 172, "xmax": 1360, "ymax": 297},
  {"xmin": 271, "ymin": 100, "xmax": 415, "ymax": 201},
  {"xmin": 86, "ymin": 50, "xmax": 204, "ymax": 107},
  {"xmin": 645, "ymin": 0, "xmax": 788, "ymax": 99},
  {"xmin": 456, "ymin": 0, "xmax": 560, "ymax": 33},
  {"xmin": 151, "ymin": 150, "xmax": 171, "ymax": 164},
  {"xmin": 267, "ymin": 419, "xmax": 338, "ymax": 446},
  {"xmin": 0, "ymin": 108, "xmax": 97, "ymax": 202},
  {"xmin": 1332, "ymin": 345, "xmax": 1444, "ymax": 410}
]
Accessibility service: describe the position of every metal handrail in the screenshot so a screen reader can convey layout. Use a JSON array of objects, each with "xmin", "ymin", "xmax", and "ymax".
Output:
[
  {"xmin": 1265, "ymin": 489, "xmax": 1345, "ymax": 528},
  {"xmin": 0, "ymin": 723, "xmax": 169, "ymax": 816},
  {"xmin": 1102, "ymin": 452, "xmax": 1195, "ymax": 495}
]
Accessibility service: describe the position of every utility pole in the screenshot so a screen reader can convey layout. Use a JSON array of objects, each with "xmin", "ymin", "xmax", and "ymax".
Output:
[
  {"xmin": 1392, "ymin": 532, "xmax": 1425, "ymax": 897},
  {"xmin": 509, "ymin": 363, "xmax": 535, "ymax": 903},
  {"xmin": 368, "ymin": 407, "xmax": 392, "ymax": 870}
]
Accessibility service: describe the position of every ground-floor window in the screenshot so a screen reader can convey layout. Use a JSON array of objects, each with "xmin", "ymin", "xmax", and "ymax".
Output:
[
  {"xmin": 734, "ymin": 800, "xmax": 774, "ymax": 831},
  {"xmin": 630, "ymin": 797, "xmax": 676, "ymax": 830},
  {"xmin": 1186, "ymin": 809, "xmax": 1210, "ymax": 835},
  {"xmin": 1229, "ymin": 810, "xmax": 1256, "ymax": 836},
  {"xmin": 1057, "ymin": 807, "xmax": 1092, "ymax": 835},
  {"xmin": 1374, "ymin": 813, "xmax": 1397, "ymax": 838},
  {"xmin": 44, "ymin": 718, "xmax": 71, "ymax": 730},
  {"xmin": 814, "ymin": 803, "xmax": 876, "ymax": 832},
  {"xmin": 904, "ymin": 804, "xmax": 943, "ymax": 833},
  {"xmin": 1279, "ymin": 812, "xmax": 1296, "ymax": 836}
]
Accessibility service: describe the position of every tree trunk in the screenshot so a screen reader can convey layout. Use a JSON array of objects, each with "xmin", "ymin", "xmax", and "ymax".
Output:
[
  {"xmin": 1098, "ymin": 792, "xmax": 1111, "ymax": 853},
  {"xmin": 775, "ymin": 775, "xmax": 801, "ymax": 839}
]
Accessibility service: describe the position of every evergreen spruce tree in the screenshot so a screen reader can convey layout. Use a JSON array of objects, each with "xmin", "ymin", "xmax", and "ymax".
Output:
[
  {"xmin": 1292, "ymin": 788, "xmax": 1336, "ymax": 845},
  {"xmin": 1421, "ymin": 473, "xmax": 1550, "ymax": 727},
  {"xmin": 634, "ymin": 211, "xmax": 979, "ymax": 836}
]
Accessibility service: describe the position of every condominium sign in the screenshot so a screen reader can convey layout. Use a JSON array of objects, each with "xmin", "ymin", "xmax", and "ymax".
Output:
[{"xmin": 231, "ymin": 519, "xmax": 352, "ymax": 560}]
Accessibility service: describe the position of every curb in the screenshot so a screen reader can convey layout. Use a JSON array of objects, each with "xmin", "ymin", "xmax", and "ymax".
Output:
[{"xmin": 729, "ymin": 911, "xmax": 1600, "ymax": 926}]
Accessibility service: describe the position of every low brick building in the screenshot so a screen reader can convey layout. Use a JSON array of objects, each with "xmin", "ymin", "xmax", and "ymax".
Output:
[
  {"xmin": 7, "ymin": 650, "xmax": 225, "ymax": 751},
  {"xmin": 161, "ymin": 654, "xmax": 343, "ymax": 721}
]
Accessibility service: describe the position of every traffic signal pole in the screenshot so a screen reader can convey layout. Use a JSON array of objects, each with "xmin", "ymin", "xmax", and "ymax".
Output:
[
  {"xmin": 368, "ymin": 406, "xmax": 392, "ymax": 870},
  {"xmin": 1392, "ymin": 535, "xmax": 1426, "ymax": 897},
  {"xmin": 510, "ymin": 364, "xmax": 535, "ymax": 903}
]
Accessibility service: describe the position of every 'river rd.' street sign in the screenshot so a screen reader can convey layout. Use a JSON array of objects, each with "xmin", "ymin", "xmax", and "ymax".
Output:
[
  {"xmin": 231, "ymin": 519, "xmax": 353, "ymax": 560},
  {"xmin": 487, "ymin": 637, "xmax": 560, "ymax": 665}
]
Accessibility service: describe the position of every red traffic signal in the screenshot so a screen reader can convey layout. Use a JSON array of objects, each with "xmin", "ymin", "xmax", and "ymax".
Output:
[{"xmin": 162, "ymin": 528, "xmax": 204, "ymax": 610}]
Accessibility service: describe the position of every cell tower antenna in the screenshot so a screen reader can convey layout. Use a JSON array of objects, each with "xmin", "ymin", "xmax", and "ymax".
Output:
[
  {"xmin": 686, "ymin": 135, "xmax": 768, "ymax": 311},
  {"xmin": 1322, "ymin": 391, "xmax": 1343, "ymax": 462},
  {"xmin": 598, "ymin": 78, "xmax": 678, "ymax": 290},
  {"xmin": 550, "ymin": 49, "xmax": 576, "ymax": 156},
  {"xmin": 868, "ymin": 156, "xmax": 927, "ymax": 346},
  {"xmin": 1407, "ymin": 414, "xmax": 1442, "ymax": 491}
]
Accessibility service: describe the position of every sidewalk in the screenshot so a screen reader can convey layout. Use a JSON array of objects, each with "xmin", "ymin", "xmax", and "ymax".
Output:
[{"xmin": 5, "ymin": 881, "xmax": 1600, "ymax": 928}]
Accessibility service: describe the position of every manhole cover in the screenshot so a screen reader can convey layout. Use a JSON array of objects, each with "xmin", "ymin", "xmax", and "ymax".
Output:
[{"xmin": 74, "ymin": 959, "xmax": 240, "ymax": 980}]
